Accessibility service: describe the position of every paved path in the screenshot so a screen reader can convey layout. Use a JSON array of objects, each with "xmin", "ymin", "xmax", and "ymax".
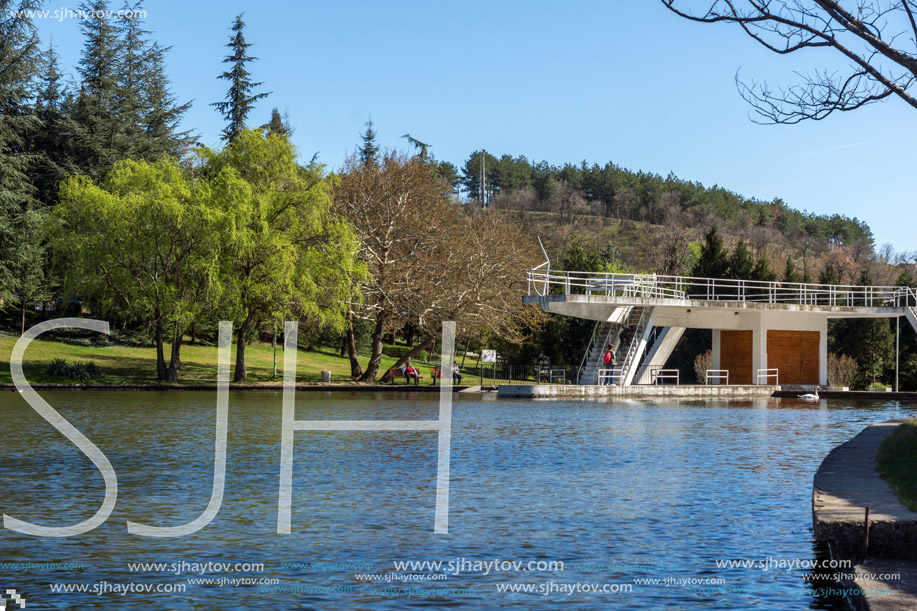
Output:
[{"xmin": 813, "ymin": 418, "xmax": 917, "ymax": 610}]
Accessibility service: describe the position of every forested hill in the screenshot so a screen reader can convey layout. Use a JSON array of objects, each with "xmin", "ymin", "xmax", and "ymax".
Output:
[
  {"xmin": 446, "ymin": 151, "xmax": 872, "ymax": 251},
  {"xmin": 432, "ymin": 150, "xmax": 912, "ymax": 286}
]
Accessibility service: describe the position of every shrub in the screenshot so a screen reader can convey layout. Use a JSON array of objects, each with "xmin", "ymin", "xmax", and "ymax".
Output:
[
  {"xmin": 693, "ymin": 350, "xmax": 712, "ymax": 384},
  {"xmin": 827, "ymin": 353, "xmax": 857, "ymax": 388},
  {"xmin": 47, "ymin": 358, "xmax": 101, "ymax": 382},
  {"xmin": 382, "ymin": 345, "xmax": 428, "ymax": 362}
]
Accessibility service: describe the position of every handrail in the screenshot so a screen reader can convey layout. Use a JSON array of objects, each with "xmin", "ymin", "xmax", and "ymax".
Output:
[
  {"xmin": 576, "ymin": 321, "xmax": 601, "ymax": 384},
  {"xmin": 756, "ymin": 368, "xmax": 779, "ymax": 385},
  {"xmin": 527, "ymin": 268, "xmax": 912, "ymax": 307},
  {"xmin": 651, "ymin": 368, "xmax": 680, "ymax": 385},
  {"xmin": 705, "ymin": 369, "xmax": 729, "ymax": 385}
]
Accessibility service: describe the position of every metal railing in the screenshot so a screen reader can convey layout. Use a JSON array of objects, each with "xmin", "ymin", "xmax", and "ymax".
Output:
[
  {"xmin": 527, "ymin": 269, "xmax": 917, "ymax": 307},
  {"xmin": 576, "ymin": 321, "xmax": 601, "ymax": 384},
  {"xmin": 597, "ymin": 368, "xmax": 621, "ymax": 385},
  {"xmin": 705, "ymin": 369, "xmax": 729, "ymax": 385},
  {"xmin": 651, "ymin": 368, "xmax": 680, "ymax": 385},
  {"xmin": 756, "ymin": 368, "xmax": 779, "ymax": 385}
]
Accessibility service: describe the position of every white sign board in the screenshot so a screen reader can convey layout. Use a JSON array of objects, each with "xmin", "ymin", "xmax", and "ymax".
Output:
[{"xmin": 481, "ymin": 350, "xmax": 497, "ymax": 363}]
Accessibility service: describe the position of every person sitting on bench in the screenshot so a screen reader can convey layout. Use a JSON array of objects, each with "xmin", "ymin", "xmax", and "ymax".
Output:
[
  {"xmin": 403, "ymin": 361, "xmax": 420, "ymax": 386},
  {"xmin": 452, "ymin": 361, "xmax": 462, "ymax": 384}
]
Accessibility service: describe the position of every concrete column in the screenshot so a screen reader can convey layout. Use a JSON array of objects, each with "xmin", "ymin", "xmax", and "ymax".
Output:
[
  {"xmin": 819, "ymin": 317, "xmax": 828, "ymax": 386},
  {"xmin": 712, "ymin": 330, "xmax": 721, "ymax": 370},
  {"xmin": 752, "ymin": 312, "xmax": 766, "ymax": 384}
]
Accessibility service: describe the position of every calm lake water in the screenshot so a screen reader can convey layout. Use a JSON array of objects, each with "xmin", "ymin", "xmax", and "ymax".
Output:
[{"xmin": 1, "ymin": 390, "xmax": 914, "ymax": 610}]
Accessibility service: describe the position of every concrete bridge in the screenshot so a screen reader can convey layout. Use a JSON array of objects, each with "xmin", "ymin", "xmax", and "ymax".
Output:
[{"xmin": 524, "ymin": 263, "xmax": 917, "ymax": 387}]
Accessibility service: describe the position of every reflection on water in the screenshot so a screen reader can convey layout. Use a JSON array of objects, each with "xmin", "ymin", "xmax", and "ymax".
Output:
[{"xmin": 0, "ymin": 391, "xmax": 912, "ymax": 610}]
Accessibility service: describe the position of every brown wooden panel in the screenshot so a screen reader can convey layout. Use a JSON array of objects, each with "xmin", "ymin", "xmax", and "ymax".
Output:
[
  {"xmin": 720, "ymin": 330, "xmax": 753, "ymax": 384},
  {"xmin": 767, "ymin": 330, "xmax": 820, "ymax": 385}
]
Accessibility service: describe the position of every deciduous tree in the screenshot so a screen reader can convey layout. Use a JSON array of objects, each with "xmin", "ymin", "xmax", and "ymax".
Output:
[{"xmin": 663, "ymin": 1, "xmax": 917, "ymax": 123}]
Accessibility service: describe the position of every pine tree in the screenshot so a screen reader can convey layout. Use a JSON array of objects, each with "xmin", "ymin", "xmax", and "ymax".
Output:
[
  {"xmin": 727, "ymin": 240, "xmax": 754, "ymax": 279},
  {"xmin": 70, "ymin": 0, "xmax": 124, "ymax": 180},
  {"xmin": 783, "ymin": 256, "xmax": 802, "ymax": 283},
  {"xmin": 212, "ymin": 14, "xmax": 270, "ymax": 142},
  {"xmin": 115, "ymin": 2, "xmax": 192, "ymax": 160},
  {"xmin": 0, "ymin": 1, "xmax": 43, "ymax": 312},
  {"xmin": 691, "ymin": 226, "xmax": 729, "ymax": 279},
  {"xmin": 265, "ymin": 107, "xmax": 292, "ymax": 137},
  {"xmin": 358, "ymin": 117, "xmax": 378, "ymax": 165},
  {"xmin": 29, "ymin": 42, "xmax": 79, "ymax": 205}
]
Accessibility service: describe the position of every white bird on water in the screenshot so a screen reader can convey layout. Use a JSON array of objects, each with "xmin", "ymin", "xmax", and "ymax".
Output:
[{"xmin": 799, "ymin": 388, "xmax": 820, "ymax": 401}]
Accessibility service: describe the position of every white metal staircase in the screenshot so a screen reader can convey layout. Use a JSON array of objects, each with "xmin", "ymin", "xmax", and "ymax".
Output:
[{"xmin": 907, "ymin": 307, "xmax": 917, "ymax": 335}]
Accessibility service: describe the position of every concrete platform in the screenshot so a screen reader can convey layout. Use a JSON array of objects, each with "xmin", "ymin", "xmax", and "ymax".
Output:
[
  {"xmin": 813, "ymin": 418, "xmax": 917, "ymax": 610},
  {"xmin": 497, "ymin": 384, "xmax": 778, "ymax": 399}
]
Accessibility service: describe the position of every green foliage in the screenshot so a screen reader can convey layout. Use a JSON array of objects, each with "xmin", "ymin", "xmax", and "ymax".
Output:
[
  {"xmin": 51, "ymin": 156, "xmax": 227, "ymax": 380},
  {"xmin": 212, "ymin": 14, "xmax": 271, "ymax": 142},
  {"xmin": 783, "ymin": 256, "xmax": 802, "ymax": 283},
  {"xmin": 728, "ymin": 240, "xmax": 754, "ymax": 279},
  {"xmin": 47, "ymin": 358, "xmax": 101, "ymax": 381},
  {"xmin": 201, "ymin": 128, "xmax": 363, "ymax": 380},
  {"xmin": 382, "ymin": 344, "xmax": 428, "ymax": 361},
  {"xmin": 691, "ymin": 227, "xmax": 729, "ymax": 278},
  {"xmin": 877, "ymin": 421, "xmax": 917, "ymax": 511},
  {"xmin": 358, "ymin": 117, "xmax": 378, "ymax": 164}
]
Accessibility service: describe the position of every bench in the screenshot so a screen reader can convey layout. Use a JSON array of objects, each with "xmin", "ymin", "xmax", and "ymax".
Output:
[{"xmin": 385, "ymin": 366, "xmax": 423, "ymax": 384}]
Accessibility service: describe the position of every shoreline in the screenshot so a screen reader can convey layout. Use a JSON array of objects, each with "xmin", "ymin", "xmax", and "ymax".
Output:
[
  {"xmin": 813, "ymin": 419, "xmax": 917, "ymax": 610},
  {"xmin": 1, "ymin": 382, "xmax": 472, "ymax": 392}
]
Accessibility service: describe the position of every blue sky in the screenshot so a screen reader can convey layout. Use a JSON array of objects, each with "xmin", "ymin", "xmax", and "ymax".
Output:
[{"xmin": 33, "ymin": 0, "xmax": 916, "ymax": 253}]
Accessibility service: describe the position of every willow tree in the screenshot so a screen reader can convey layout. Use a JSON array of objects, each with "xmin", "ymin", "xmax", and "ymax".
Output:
[
  {"xmin": 204, "ymin": 128, "xmax": 362, "ymax": 382},
  {"xmin": 52, "ymin": 158, "xmax": 232, "ymax": 381}
]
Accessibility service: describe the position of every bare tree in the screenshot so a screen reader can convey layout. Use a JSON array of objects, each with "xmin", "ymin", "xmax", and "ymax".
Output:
[{"xmin": 663, "ymin": 1, "xmax": 917, "ymax": 123}]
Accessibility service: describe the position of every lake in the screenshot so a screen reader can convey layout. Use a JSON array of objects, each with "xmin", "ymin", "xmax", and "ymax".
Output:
[{"xmin": 1, "ymin": 390, "xmax": 913, "ymax": 610}]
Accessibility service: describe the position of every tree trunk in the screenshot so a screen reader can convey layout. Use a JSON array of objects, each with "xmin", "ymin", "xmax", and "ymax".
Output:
[
  {"xmin": 21, "ymin": 298, "xmax": 26, "ymax": 336},
  {"xmin": 345, "ymin": 317, "xmax": 363, "ymax": 378},
  {"xmin": 154, "ymin": 319, "xmax": 168, "ymax": 381},
  {"xmin": 359, "ymin": 313, "xmax": 387, "ymax": 382},
  {"xmin": 233, "ymin": 316, "xmax": 253, "ymax": 383},
  {"xmin": 379, "ymin": 334, "xmax": 436, "ymax": 383},
  {"xmin": 165, "ymin": 320, "xmax": 183, "ymax": 383}
]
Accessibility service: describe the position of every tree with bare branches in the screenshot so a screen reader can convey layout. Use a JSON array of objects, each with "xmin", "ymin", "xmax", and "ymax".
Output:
[{"xmin": 663, "ymin": 1, "xmax": 917, "ymax": 123}]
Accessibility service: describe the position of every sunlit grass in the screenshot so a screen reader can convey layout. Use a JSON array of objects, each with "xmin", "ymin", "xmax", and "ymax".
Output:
[
  {"xmin": 0, "ymin": 333, "xmax": 450, "ymax": 385},
  {"xmin": 877, "ymin": 420, "xmax": 917, "ymax": 511}
]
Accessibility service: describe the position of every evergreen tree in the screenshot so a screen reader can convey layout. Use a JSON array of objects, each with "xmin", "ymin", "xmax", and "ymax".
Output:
[
  {"xmin": 818, "ymin": 263, "xmax": 839, "ymax": 285},
  {"xmin": 70, "ymin": 0, "xmax": 124, "ymax": 180},
  {"xmin": 727, "ymin": 239, "xmax": 754, "ymax": 279},
  {"xmin": 358, "ymin": 117, "xmax": 378, "ymax": 165},
  {"xmin": 265, "ymin": 107, "xmax": 292, "ymax": 137},
  {"xmin": 751, "ymin": 256, "xmax": 776, "ymax": 282},
  {"xmin": 0, "ymin": 1, "xmax": 43, "ymax": 311},
  {"xmin": 212, "ymin": 14, "xmax": 270, "ymax": 142},
  {"xmin": 783, "ymin": 256, "xmax": 802, "ymax": 283},
  {"xmin": 691, "ymin": 226, "xmax": 729, "ymax": 279},
  {"xmin": 139, "ymin": 41, "xmax": 193, "ymax": 156},
  {"xmin": 116, "ymin": 4, "xmax": 192, "ymax": 159},
  {"xmin": 28, "ymin": 42, "xmax": 79, "ymax": 205},
  {"xmin": 829, "ymin": 269, "xmax": 894, "ymax": 388}
]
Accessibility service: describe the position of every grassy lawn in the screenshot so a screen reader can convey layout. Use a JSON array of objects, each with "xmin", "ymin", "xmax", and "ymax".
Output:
[
  {"xmin": 0, "ymin": 333, "xmax": 451, "ymax": 386},
  {"xmin": 876, "ymin": 420, "xmax": 917, "ymax": 511}
]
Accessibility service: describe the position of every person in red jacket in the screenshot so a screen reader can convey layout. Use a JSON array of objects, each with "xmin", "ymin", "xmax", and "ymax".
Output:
[{"xmin": 403, "ymin": 361, "xmax": 420, "ymax": 386}]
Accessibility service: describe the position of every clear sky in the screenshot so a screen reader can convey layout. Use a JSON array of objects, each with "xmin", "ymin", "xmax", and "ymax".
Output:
[{"xmin": 33, "ymin": 0, "xmax": 916, "ymax": 253}]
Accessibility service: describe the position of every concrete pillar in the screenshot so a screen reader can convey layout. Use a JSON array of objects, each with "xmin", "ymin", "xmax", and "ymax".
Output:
[
  {"xmin": 819, "ymin": 317, "xmax": 828, "ymax": 386},
  {"xmin": 752, "ymin": 312, "xmax": 766, "ymax": 384},
  {"xmin": 712, "ymin": 330, "xmax": 721, "ymax": 370}
]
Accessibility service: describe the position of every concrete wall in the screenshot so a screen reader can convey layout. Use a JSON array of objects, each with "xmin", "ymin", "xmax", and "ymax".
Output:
[{"xmin": 711, "ymin": 310, "xmax": 827, "ymax": 385}]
